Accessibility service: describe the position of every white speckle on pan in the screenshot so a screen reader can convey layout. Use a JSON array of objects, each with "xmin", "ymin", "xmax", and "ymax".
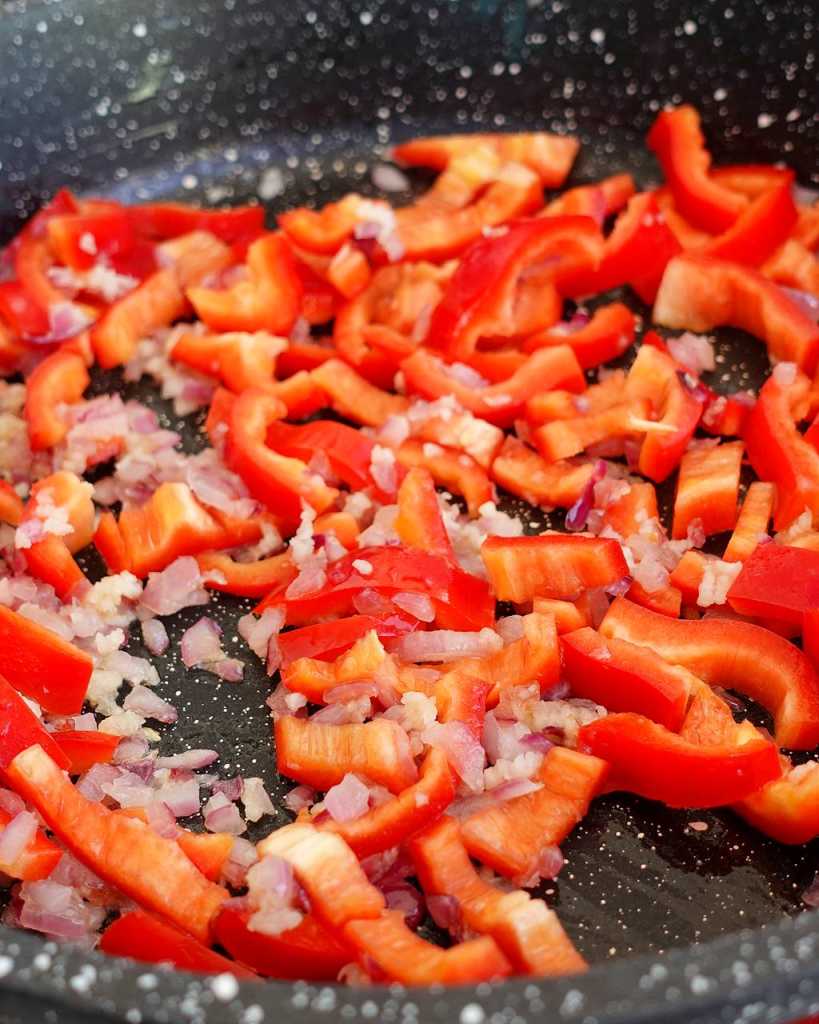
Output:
[
  {"xmin": 786, "ymin": 108, "xmax": 801, "ymax": 122},
  {"xmin": 125, "ymin": 1011, "xmax": 142, "ymax": 1024},
  {"xmin": 211, "ymin": 972, "xmax": 240, "ymax": 1002},
  {"xmin": 242, "ymin": 1006, "xmax": 264, "ymax": 1024},
  {"xmin": 757, "ymin": 113, "xmax": 775, "ymax": 128},
  {"xmin": 460, "ymin": 1004, "xmax": 485, "ymax": 1024},
  {"xmin": 690, "ymin": 975, "xmax": 711, "ymax": 994},
  {"xmin": 361, "ymin": 1000, "xmax": 379, "ymax": 1017},
  {"xmin": 69, "ymin": 965, "xmax": 97, "ymax": 995},
  {"xmin": 682, "ymin": 19, "xmax": 697, "ymax": 34},
  {"xmin": 560, "ymin": 990, "xmax": 584, "ymax": 1015},
  {"xmin": 258, "ymin": 166, "xmax": 285, "ymax": 200},
  {"xmin": 181, "ymin": 174, "xmax": 199, "ymax": 190},
  {"xmin": 132, "ymin": 21, "xmax": 147, "ymax": 37},
  {"xmin": 359, "ymin": 10, "xmax": 373, "ymax": 25},
  {"xmin": 136, "ymin": 973, "xmax": 157, "ymax": 990},
  {"xmin": 590, "ymin": 27, "xmax": 605, "ymax": 45},
  {"xmin": 33, "ymin": 952, "xmax": 52, "ymax": 971},
  {"xmin": 713, "ymin": 87, "xmax": 727, "ymax": 100},
  {"xmin": 0, "ymin": 955, "xmax": 13, "ymax": 980}
]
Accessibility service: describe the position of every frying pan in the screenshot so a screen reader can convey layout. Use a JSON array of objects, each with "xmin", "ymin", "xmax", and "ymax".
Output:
[{"xmin": 0, "ymin": 0, "xmax": 818, "ymax": 1021}]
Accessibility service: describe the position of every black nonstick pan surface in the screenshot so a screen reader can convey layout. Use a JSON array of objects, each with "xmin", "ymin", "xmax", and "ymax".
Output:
[{"xmin": 1, "ymin": 1, "xmax": 819, "ymax": 1022}]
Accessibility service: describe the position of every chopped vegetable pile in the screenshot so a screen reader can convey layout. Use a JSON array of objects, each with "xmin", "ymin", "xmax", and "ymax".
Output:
[{"xmin": 0, "ymin": 104, "xmax": 819, "ymax": 985}]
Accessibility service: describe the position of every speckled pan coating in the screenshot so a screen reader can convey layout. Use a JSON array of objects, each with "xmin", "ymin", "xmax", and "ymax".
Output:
[{"xmin": 0, "ymin": 0, "xmax": 817, "ymax": 1022}]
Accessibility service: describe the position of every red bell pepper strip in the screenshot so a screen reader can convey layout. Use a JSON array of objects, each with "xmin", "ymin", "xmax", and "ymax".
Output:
[
  {"xmin": 279, "ymin": 193, "xmax": 378, "ymax": 255},
  {"xmin": 561, "ymin": 627, "xmax": 695, "ymax": 731},
  {"xmin": 0, "ymin": 806, "xmax": 62, "ymax": 881},
  {"xmin": 671, "ymin": 440, "xmax": 743, "ymax": 539},
  {"xmin": 100, "ymin": 909, "xmax": 256, "ymax": 978},
  {"xmin": 426, "ymin": 216, "xmax": 602, "ymax": 361},
  {"xmin": 196, "ymin": 550, "xmax": 294, "ymax": 599},
  {"xmin": 735, "ymin": 759, "xmax": 819, "ymax": 845},
  {"xmin": 46, "ymin": 203, "xmax": 136, "ymax": 271},
  {"xmin": 0, "ymin": 481, "xmax": 24, "ymax": 527},
  {"xmin": 93, "ymin": 511, "xmax": 131, "ymax": 574},
  {"xmin": 275, "ymin": 716, "xmax": 418, "ymax": 794},
  {"xmin": 23, "ymin": 470, "xmax": 96, "ymax": 554},
  {"xmin": 24, "ymin": 350, "xmax": 89, "ymax": 451},
  {"xmin": 654, "ymin": 254, "xmax": 819, "ymax": 373},
  {"xmin": 723, "ymin": 481, "xmax": 775, "ymax": 562},
  {"xmin": 709, "ymin": 164, "xmax": 795, "ymax": 198},
  {"xmin": 318, "ymin": 748, "xmax": 455, "ymax": 858},
  {"xmin": 310, "ymin": 357, "xmax": 409, "ymax": 427},
  {"xmin": 413, "ymin": 408, "xmax": 504, "ymax": 471},
  {"xmin": 410, "ymin": 817, "xmax": 586, "ymax": 977},
  {"xmin": 282, "ymin": 629, "xmax": 393, "ymax": 703},
  {"xmin": 214, "ymin": 905, "xmax": 351, "ymax": 980},
  {"xmin": 490, "ymin": 436, "xmax": 595, "ymax": 510},
  {"xmin": 130, "ymin": 201, "xmax": 265, "ymax": 243},
  {"xmin": 14, "ymin": 235, "xmax": 68, "ymax": 319},
  {"xmin": 343, "ymin": 911, "xmax": 512, "ymax": 985},
  {"xmin": 542, "ymin": 174, "xmax": 634, "ymax": 223},
  {"xmin": 744, "ymin": 369, "xmax": 819, "ymax": 529},
  {"xmin": 277, "ymin": 339, "xmax": 334, "ymax": 377},
  {"xmin": 462, "ymin": 347, "xmax": 528, "ymax": 383},
  {"xmin": 258, "ymin": 822, "xmax": 386, "ymax": 930},
  {"xmin": 579, "ymin": 712, "xmax": 780, "ymax": 807},
  {"xmin": 526, "ymin": 370, "xmax": 627, "ymax": 426},
  {"xmin": 599, "ymin": 597, "xmax": 819, "ymax": 749},
  {"xmin": 278, "ymin": 614, "xmax": 417, "ymax": 667},
  {"xmin": 395, "ymin": 439, "xmax": 492, "ymax": 516},
  {"xmin": 0, "ymin": 605, "xmax": 92, "ymax": 715},
  {"xmin": 395, "ymin": 155, "xmax": 544, "ymax": 263},
  {"xmin": 533, "ymin": 596, "xmax": 591, "ymax": 634},
  {"xmin": 702, "ymin": 177, "xmax": 798, "ymax": 265},
  {"xmin": 533, "ymin": 398, "xmax": 651, "ymax": 462},
  {"xmin": 700, "ymin": 390, "xmax": 755, "ymax": 438},
  {"xmin": 171, "ymin": 329, "xmax": 287, "ymax": 392},
  {"xmin": 401, "ymin": 346, "xmax": 584, "ymax": 428},
  {"xmin": 460, "ymin": 747, "xmax": 608, "ymax": 882},
  {"xmin": 258, "ymin": 544, "xmax": 495, "ymax": 631},
  {"xmin": 91, "ymin": 269, "xmax": 187, "ymax": 369},
  {"xmin": 725, "ymin": 543, "xmax": 819, "ymax": 627},
  {"xmin": 333, "ymin": 261, "xmax": 454, "ymax": 389},
  {"xmin": 647, "ymin": 105, "xmax": 748, "ymax": 232},
  {"xmin": 118, "ymin": 482, "xmax": 237, "ymax": 578},
  {"xmin": 395, "ymin": 466, "xmax": 453, "ymax": 558},
  {"xmin": 3, "ymin": 189, "xmax": 79, "ymax": 265},
  {"xmin": 434, "ymin": 669, "xmax": 490, "ymax": 742},
  {"xmin": 6, "ymin": 745, "xmax": 228, "ymax": 943},
  {"xmin": 224, "ymin": 389, "xmax": 338, "ymax": 529},
  {"xmin": 325, "ymin": 243, "xmax": 371, "ymax": 299},
  {"xmin": 265, "ymin": 418, "xmax": 385, "ymax": 495},
  {"xmin": 118, "ymin": 806, "xmax": 235, "ymax": 883},
  {"xmin": 0, "ymin": 281, "xmax": 50, "ymax": 337},
  {"xmin": 625, "ymin": 343, "xmax": 704, "ymax": 482},
  {"xmin": 154, "ymin": 231, "xmax": 234, "ymax": 288},
  {"xmin": 804, "ymin": 607, "xmax": 819, "ymax": 671},
  {"xmin": 52, "ymin": 730, "xmax": 120, "ymax": 775},
  {"xmin": 481, "ymin": 534, "xmax": 629, "ymax": 604},
  {"xmin": 667, "ymin": 550, "xmax": 710, "ymax": 606},
  {"xmin": 0, "ymin": 673, "xmax": 70, "ymax": 772},
  {"xmin": 187, "ymin": 233, "xmax": 302, "ymax": 335},
  {"xmin": 523, "ymin": 303, "xmax": 636, "ymax": 369},
  {"xmin": 23, "ymin": 535, "xmax": 88, "ymax": 602},
  {"xmin": 392, "ymin": 131, "xmax": 580, "ymax": 187},
  {"xmin": 762, "ymin": 238, "xmax": 819, "ymax": 296}
]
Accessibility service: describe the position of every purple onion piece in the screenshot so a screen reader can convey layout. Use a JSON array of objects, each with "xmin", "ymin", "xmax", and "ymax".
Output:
[{"xmin": 565, "ymin": 460, "xmax": 607, "ymax": 532}]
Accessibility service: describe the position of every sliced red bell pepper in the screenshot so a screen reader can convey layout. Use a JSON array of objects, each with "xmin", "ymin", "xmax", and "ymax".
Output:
[
  {"xmin": 46, "ymin": 203, "xmax": 136, "ymax": 271},
  {"xmin": 313, "ymin": 510, "xmax": 361, "ymax": 549},
  {"xmin": 526, "ymin": 370, "xmax": 627, "ymax": 426},
  {"xmin": 654, "ymin": 254, "xmax": 819, "ymax": 373},
  {"xmin": 225, "ymin": 389, "xmax": 338, "ymax": 529},
  {"xmin": 214, "ymin": 905, "xmax": 351, "ymax": 980},
  {"xmin": 392, "ymin": 131, "xmax": 579, "ymax": 187},
  {"xmin": 580, "ymin": 712, "xmax": 780, "ymax": 808},
  {"xmin": 91, "ymin": 269, "xmax": 186, "ymax": 369},
  {"xmin": 735, "ymin": 759, "xmax": 819, "ymax": 845},
  {"xmin": 93, "ymin": 511, "xmax": 131, "ymax": 574},
  {"xmin": 196, "ymin": 550, "xmax": 294, "ymax": 599},
  {"xmin": 533, "ymin": 398, "xmax": 650, "ymax": 462},
  {"xmin": 6, "ymin": 745, "xmax": 228, "ymax": 943},
  {"xmin": 490, "ymin": 436, "xmax": 595, "ymax": 510},
  {"xmin": 542, "ymin": 174, "xmax": 634, "ymax": 223},
  {"xmin": 277, "ymin": 339, "xmax": 334, "ymax": 377},
  {"xmin": 118, "ymin": 482, "xmax": 235, "ymax": 578},
  {"xmin": 0, "ymin": 280, "xmax": 50, "ymax": 337},
  {"xmin": 532, "ymin": 596, "xmax": 591, "ymax": 634},
  {"xmin": 4, "ymin": 189, "xmax": 79, "ymax": 263},
  {"xmin": 561, "ymin": 627, "xmax": 695, "ymax": 731},
  {"xmin": 265, "ymin": 418, "xmax": 385, "ymax": 495},
  {"xmin": 667, "ymin": 550, "xmax": 709, "ymax": 606},
  {"xmin": 762, "ymin": 238, "xmax": 819, "ymax": 296},
  {"xmin": 523, "ymin": 302, "xmax": 636, "ymax": 369},
  {"xmin": 310, "ymin": 357, "xmax": 409, "ymax": 427},
  {"xmin": 395, "ymin": 466, "xmax": 453, "ymax": 558},
  {"xmin": 601, "ymin": 480, "xmax": 658, "ymax": 536},
  {"xmin": 100, "ymin": 909, "xmax": 255, "ymax": 978},
  {"xmin": 266, "ymin": 370, "xmax": 327, "ymax": 420},
  {"xmin": 671, "ymin": 440, "xmax": 743, "ymax": 539},
  {"xmin": 462, "ymin": 347, "xmax": 527, "ymax": 383},
  {"xmin": 0, "ymin": 480, "xmax": 24, "ymax": 527},
  {"xmin": 625, "ymin": 343, "xmax": 704, "ymax": 482},
  {"xmin": 187, "ymin": 233, "xmax": 302, "ymax": 335},
  {"xmin": 325, "ymin": 243, "xmax": 371, "ymax": 299},
  {"xmin": 52, "ymin": 730, "xmax": 120, "ymax": 775},
  {"xmin": 599, "ymin": 597, "xmax": 819, "ymax": 749},
  {"xmin": 14, "ymin": 235, "xmax": 69, "ymax": 323},
  {"xmin": 24, "ymin": 350, "xmax": 89, "ymax": 451},
  {"xmin": 258, "ymin": 821, "xmax": 386, "ymax": 930},
  {"xmin": 415, "ymin": 407, "xmax": 504, "ymax": 470},
  {"xmin": 647, "ymin": 105, "xmax": 748, "ymax": 232},
  {"xmin": 725, "ymin": 543, "xmax": 819, "ymax": 627},
  {"xmin": 460, "ymin": 746, "xmax": 608, "ymax": 881},
  {"xmin": 703, "ymin": 177, "xmax": 797, "ymax": 265},
  {"xmin": 171, "ymin": 329, "xmax": 286, "ymax": 393},
  {"xmin": 258, "ymin": 544, "xmax": 494, "ymax": 631},
  {"xmin": 744, "ymin": 369, "xmax": 819, "ymax": 529},
  {"xmin": 395, "ymin": 155, "xmax": 543, "ymax": 263},
  {"xmin": 700, "ymin": 390, "xmax": 755, "ymax": 438},
  {"xmin": 282, "ymin": 629, "xmax": 392, "ymax": 703},
  {"xmin": 278, "ymin": 614, "xmax": 417, "ymax": 667},
  {"xmin": 318, "ymin": 748, "xmax": 454, "ymax": 858},
  {"xmin": 426, "ymin": 216, "xmax": 602, "ymax": 361},
  {"xmin": 410, "ymin": 817, "xmax": 586, "ymax": 976},
  {"xmin": 723, "ymin": 481, "xmax": 775, "ymax": 562},
  {"xmin": 709, "ymin": 164, "xmax": 795, "ymax": 198},
  {"xmin": 434, "ymin": 669, "xmax": 489, "ymax": 742},
  {"xmin": 130, "ymin": 201, "xmax": 265, "ymax": 243},
  {"xmin": 481, "ymin": 534, "xmax": 628, "ymax": 603},
  {"xmin": 396, "ymin": 439, "xmax": 492, "ymax": 516},
  {"xmin": 118, "ymin": 806, "xmax": 235, "ymax": 883},
  {"xmin": 0, "ymin": 605, "xmax": 92, "ymax": 715},
  {"xmin": 0, "ymin": 806, "xmax": 62, "ymax": 881},
  {"xmin": 154, "ymin": 230, "xmax": 234, "ymax": 288},
  {"xmin": 343, "ymin": 911, "xmax": 512, "ymax": 985},
  {"xmin": 23, "ymin": 470, "xmax": 95, "ymax": 554},
  {"xmin": 0, "ymin": 673, "xmax": 70, "ymax": 772},
  {"xmin": 401, "ymin": 345, "xmax": 584, "ymax": 428},
  {"xmin": 275, "ymin": 716, "xmax": 418, "ymax": 794},
  {"xmin": 333, "ymin": 261, "xmax": 454, "ymax": 389},
  {"xmin": 279, "ymin": 193, "xmax": 377, "ymax": 255},
  {"xmin": 23, "ymin": 535, "xmax": 88, "ymax": 601}
]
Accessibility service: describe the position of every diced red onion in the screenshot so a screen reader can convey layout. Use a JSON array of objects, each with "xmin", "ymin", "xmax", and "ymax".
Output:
[
  {"xmin": 145, "ymin": 799, "xmax": 180, "ymax": 838},
  {"xmin": 520, "ymin": 731, "xmax": 555, "ymax": 753},
  {"xmin": 19, "ymin": 880, "xmax": 97, "ymax": 940},
  {"xmin": 324, "ymin": 773, "xmax": 370, "ymax": 823},
  {"xmin": 352, "ymin": 588, "xmax": 396, "ymax": 617},
  {"xmin": 495, "ymin": 615, "xmax": 526, "ymax": 644},
  {"xmin": 395, "ymin": 627, "xmax": 503, "ymax": 663},
  {"xmin": 586, "ymin": 587, "xmax": 612, "ymax": 628},
  {"xmin": 605, "ymin": 574, "xmax": 633, "ymax": 598},
  {"xmin": 154, "ymin": 749, "xmax": 219, "ymax": 770},
  {"xmin": 151, "ymin": 778, "xmax": 200, "ymax": 819},
  {"xmin": 242, "ymin": 777, "xmax": 276, "ymax": 823},
  {"xmin": 781, "ymin": 286, "xmax": 819, "ymax": 323},
  {"xmin": 0, "ymin": 788, "xmax": 26, "ymax": 817},
  {"xmin": 124, "ymin": 684, "xmax": 178, "ymax": 724},
  {"xmin": 141, "ymin": 618, "xmax": 169, "ymax": 655},
  {"xmin": 285, "ymin": 556, "xmax": 327, "ymax": 600},
  {"xmin": 76, "ymin": 763, "xmax": 122, "ymax": 801},
  {"xmin": 325, "ymin": 681, "xmax": 380, "ymax": 704},
  {"xmin": 667, "ymin": 332, "xmax": 716, "ymax": 374},
  {"xmin": 222, "ymin": 837, "xmax": 259, "ymax": 887},
  {"xmin": 248, "ymin": 854, "xmax": 296, "ymax": 903},
  {"xmin": 212, "ymin": 776, "xmax": 244, "ymax": 802},
  {"xmin": 112, "ymin": 736, "xmax": 151, "ymax": 766},
  {"xmin": 384, "ymin": 881, "xmax": 425, "ymax": 930},
  {"xmin": 141, "ymin": 557, "xmax": 210, "ymax": 616},
  {"xmin": 372, "ymin": 163, "xmax": 411, "ymax": 193},
  {"xmin": 238, "ymin": 607, "xmax": 285, "ymax": 660},
  {"xmin": 391, "ymin": 591, "xmax": 436, "ymax": 623},
  {"xmin": 421, "ymin": 721, "xmax": 485, "ymax": 791},
  {"xmin": 482, "ymin": 713, "xmax": 530, "ymax": 762},
  {"xmin": 802, "ymin": 873, "xmax": 819, "ymax": 908},
  {"xmin": 212, "ymin": 658, "xmax": 245, "ymax": 682},
  {"xmin": 772, "ymin": 361, "xmax": 799, "ymax": 386},
  {"xmin": 204, "ymin": 792, "xmax": 246, "ymax": 835},
  {"xmin": 0, "ymin": 811, "xmax": 37, "ymax": 866},
  {"xmin": 283, "ymin": 785, "xmax": 315, "ymax": 813},
  {"xmin": 426, "ymin": 893, "xmax": 463, "ymax": 934},
  {"xmin": 565, "ymin": 461, "xmax": 607, "ymax": 532},
  {"xmin": 181, "ymin": 616, "xmax": 224, "ymax": 668}
]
